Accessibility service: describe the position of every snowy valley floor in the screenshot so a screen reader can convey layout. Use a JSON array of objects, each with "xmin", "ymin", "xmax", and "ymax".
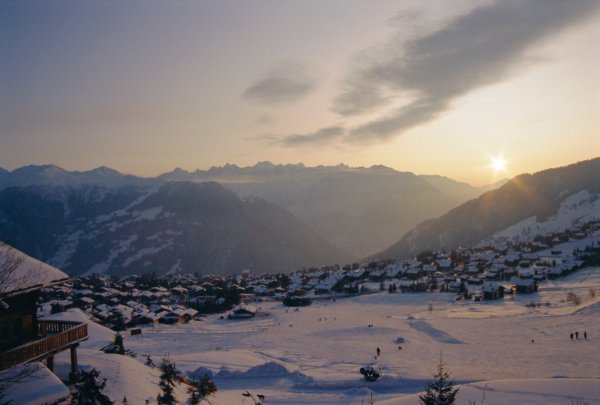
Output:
[{"xmin": 47, "ymin": 267, "xmax": 600, "ymax": 404}]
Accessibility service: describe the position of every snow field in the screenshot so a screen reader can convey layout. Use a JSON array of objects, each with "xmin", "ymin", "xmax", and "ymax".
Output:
[{"xmin": 32, "ymin": 267, "xmax": 600, "ymax": 404}]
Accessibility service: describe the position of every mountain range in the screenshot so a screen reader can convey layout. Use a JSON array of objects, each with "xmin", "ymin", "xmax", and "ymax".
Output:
[
  {"xmin": 0, "ymin": 182, "xmax": 348, "ymax": 276},
  {"xmin": 0, "ymin": 162, "xmax": 498, "ymax": 258},
  {"xmin": 376, "ymin": 157, "xmax": 600, "ymax": 259},
  {"xmin": 4, "ymin": 159, "xmax": 597, "ymax": 276}
]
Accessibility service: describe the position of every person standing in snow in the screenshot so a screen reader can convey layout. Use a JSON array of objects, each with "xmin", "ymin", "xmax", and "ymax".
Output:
[
  {"xmin": 575, "ymin": 331, "xmax": 579, "ymax": 339},
  {"xmin": 570, "ymin": 333, "xmax": 574, "ymax": 340},
  {"xmin": 376, "ymin": 347, "xmax": 380, "ymax": 357},
  {"xmin": 584, "ymin": 331, "xmax": 587, "ymax": 340}
]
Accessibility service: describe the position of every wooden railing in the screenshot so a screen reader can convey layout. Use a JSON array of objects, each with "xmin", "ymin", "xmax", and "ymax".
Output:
[
  {"xmin": 0, "ymin": 321, "xmax": 88, "ymax": 370},
  {"xmin": 39, "ymin": 320, "xmax": 84, "ymax": 337}
]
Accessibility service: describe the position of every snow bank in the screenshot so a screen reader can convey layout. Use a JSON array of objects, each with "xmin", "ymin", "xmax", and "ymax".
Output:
[
  {"xmin": 54, "ymin": 350, "xmax": 189, "ymax": 404},
  {"xmin": 215, "ymin": 361, "xmax": 312, "ymax": 382},
  {"xmin": 0, "ymin": 362, "xmax": 69, "ymax": 404},
  {"xmin": 380, "ymin": 377, "xmax": 600, "ymax": 405}
]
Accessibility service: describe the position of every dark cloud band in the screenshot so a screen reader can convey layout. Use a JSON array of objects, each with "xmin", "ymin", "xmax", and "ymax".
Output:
[{"xmin": 276, "ymin": 0, "xmax": 598, "ymax": 147}]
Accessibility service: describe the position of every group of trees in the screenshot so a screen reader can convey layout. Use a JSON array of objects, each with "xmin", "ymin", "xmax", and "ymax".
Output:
[{"xmin": 155, "ymin": 356, "xmax": 217, "ymax": 404}]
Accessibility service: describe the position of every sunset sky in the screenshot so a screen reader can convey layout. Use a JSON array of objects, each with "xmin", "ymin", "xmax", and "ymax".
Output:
[{"xmin": 1, "ymin": 0, "xmax": 598, "ymax": 186}]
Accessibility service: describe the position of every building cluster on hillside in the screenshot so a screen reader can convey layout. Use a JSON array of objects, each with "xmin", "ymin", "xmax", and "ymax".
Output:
[{"xmin": 38, "ymin": 221, "xmax": 600, "ymax": 330}]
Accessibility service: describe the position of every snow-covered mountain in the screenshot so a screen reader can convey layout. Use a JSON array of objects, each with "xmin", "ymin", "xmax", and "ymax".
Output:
[
  {"xmin": 1, "ymin": 162, "xmax": 493, "ymax": 256},
  {"xmin": 0, "ymin": 182, "xmax": 349, "ymax": 276},
  {"xmin": 0, "ymin": 164, "xmax": 157, "ymax": 190},
  {"xmin": 376, "ymin": 157, "xmax": 600, "ymax": 259},
  {"xmin": 161, "ymin": 162, "xmax": 488, "ymax": 256},
  {"xmin": 482, "ymin": 189, "xmax": 600, "ymax": 245}
]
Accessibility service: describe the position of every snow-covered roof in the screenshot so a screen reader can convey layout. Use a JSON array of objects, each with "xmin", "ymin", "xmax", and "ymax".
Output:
[
  {"xmin": 0, "ymin": 244, "xmax": 68, "ymax": 297},
  {"xmin": 0, "ymin": 362, "xmax": 69, "ymax": 404},
  {"xmin": 233, "ymin": 304, "xmax": 257, "ymax": 314}
]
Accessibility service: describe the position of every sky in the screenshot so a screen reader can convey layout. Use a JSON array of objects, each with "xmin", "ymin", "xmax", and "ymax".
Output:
[{"xmin": 1, "ymin": 0, "xmax": 598, "ymax": 186}]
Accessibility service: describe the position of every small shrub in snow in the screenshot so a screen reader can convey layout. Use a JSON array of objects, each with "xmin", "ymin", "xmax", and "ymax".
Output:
[
  {"xmin": 419, "ymin": 357, "xmax": 459, "ymax": 405},
  {"xmin": 566, "ymin": 291, "xmax": 581, "ymax": 306},
  {"xmin": 144, "ymin": 354, "xmax": 155, "ymax": 368}
]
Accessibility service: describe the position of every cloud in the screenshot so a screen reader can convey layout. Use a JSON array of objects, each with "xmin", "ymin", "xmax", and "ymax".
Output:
[
  {"xmin": 278, "ymin": 126, "xmax": 345, "ymax": 147},
  {"xmin": 242, "ymin": 61, "xmax": 319, "ymax": 104},
  {"xmin": 297, "ymin": 0, "xmax": 598, "ymax": 146},
  {"xmin": 255, "ymin": 113, "xmax": 276, "ymax": 126},
  {"xmin": 348, "ymin": 98, "xmax": 447, "ymax": 142}
]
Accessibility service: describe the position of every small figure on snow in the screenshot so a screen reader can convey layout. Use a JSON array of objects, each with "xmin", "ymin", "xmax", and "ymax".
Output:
[
  {"xmin": 575, "ymin": 331, "xmax": 579, "ymax": 339},
  {"xmin": 584, "ymin": 331, "xmax": 587, "ymax": 340},
  {"xmin": 360, "ymin": 366, "xmax": 381, "ymax": 382},
  {"xmin": 570, "ymin": 333, "xmax": 574, "ymax": 340},
  {"xmin": 114, "ymin": 332, "xmax": 125, "ymax": 354},
  {"xmin": 376, "ymin": 347, "xmax": 381, "ymax": 357}
]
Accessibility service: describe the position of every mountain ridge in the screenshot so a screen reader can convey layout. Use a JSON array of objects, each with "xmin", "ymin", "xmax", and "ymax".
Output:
[
  {"xmin": 374, "ymin": 157, "xmax": 600, "ymax": 260},
  {"xmin": 0, "ymin": 162, "xmax": 495, "ymax": 255},
  {"xmin": 0, "ymin": 182, "xmax": 350, "ymax": 276}
]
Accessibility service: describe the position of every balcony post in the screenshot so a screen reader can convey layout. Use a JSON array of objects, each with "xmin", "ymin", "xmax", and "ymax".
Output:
[
  {"xmin": 70, "ymin": 343, "xmax": 79, "ymax": 374},
  {"xmin": 46, "ymin": 355, "xmax": 54, "ymax": 372}
]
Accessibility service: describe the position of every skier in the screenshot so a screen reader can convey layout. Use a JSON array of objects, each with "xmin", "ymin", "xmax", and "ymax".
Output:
[
  {"xmin": 570, "ymin": 332, "xmax": 574, "ymax": 340},
  {"xmin": 575, "ymin": 331, "xmax": 579, "ymax": 339},
  {"xmin": 376, "ymin": 347, "xmax": 380, "ymax": 357},
  {"xmin": 584, "ymin": 331, "xmax": 587, "ymax": 340}
]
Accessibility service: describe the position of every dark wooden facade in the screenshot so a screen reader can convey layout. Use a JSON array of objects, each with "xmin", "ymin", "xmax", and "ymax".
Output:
[
  {"xmin": 1, "ymin": 284, "xmax": 88, "ymax": 374},
  {"xmin": 0, "ymin": 320, "xmax": 88, "ymax": 371},
  {"xmin": 0, "ymin": 291, "xmax": 39, "ymax": 351}
]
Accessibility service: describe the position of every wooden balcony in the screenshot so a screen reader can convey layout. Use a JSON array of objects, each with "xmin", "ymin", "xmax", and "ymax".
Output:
[{"xmin": 0, "ymin": 320, "xmax": 88, "ymax": 370}]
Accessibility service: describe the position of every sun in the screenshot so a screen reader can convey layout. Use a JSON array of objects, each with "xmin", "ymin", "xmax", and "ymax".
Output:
[{"xmin": 491, "ymin": 156, "xmax": 507, "ymax": 172}]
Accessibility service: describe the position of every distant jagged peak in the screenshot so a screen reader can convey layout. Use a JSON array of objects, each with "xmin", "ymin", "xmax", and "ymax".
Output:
[
  {"xmin": 366, "ymin": 164, "xmax": 405, "ymax": 174},
  {"xmin": 253, "ymin": 161, "xmax": 276, "ymax": 168},
  {"xmin": 11, "ymin": 163, "xmax": 67, "ymax": 176},
  {"xmin": 84, "ymin": 166, "xmax": 123, "ymax": 176},
  {"xmin": 1, "ymin": 164, "xmax": 157, "ymax": 190}
]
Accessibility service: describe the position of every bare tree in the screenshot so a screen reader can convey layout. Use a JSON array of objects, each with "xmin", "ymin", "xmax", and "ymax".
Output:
[
  {"xmin": 0, "ymin": 241, "xmax": 25, "ymax": 308},
  {"xmin": 0, "ymin": 362, "xmax": 40, "ymax": 403}
]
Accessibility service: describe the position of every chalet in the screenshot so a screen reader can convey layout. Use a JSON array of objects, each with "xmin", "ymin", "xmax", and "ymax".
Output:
[
  {"xmin": 385, "ymin": 265, "xmax": 403, "ymax": 278},
  {"xmin": 547, "ymin": 267, "xmax": 565, "ymax": 280},
  {"xmin": 283, "ymin": 295, "xmax": 311, "ymax": 307},
  {"xmin": 158, "ymin": 308, "xmax": 191, "ymax": 324},
  {"xmin": 405, "ymin": 267, "xmax": 422, "ymax": 280},
  {"xmin": 227, "ymin": 304, "xmax": 257, "ymax": 319},
  {"xmin": 466, "ymin": 276, "xmax": 484, "ymax": 285},
  {"xmin": 0, "ymin": 245, "xmax": 88, "ymax": 378},
  {"xmin": 396, "ymin": 279, "xmax": 418, "ymax": 292},
  {"xmin": 130, "ymin": 312, "xmax": 159, "ymax": 326},
  {"xmin": 436, "ymin": 258, "xmax": 452, "ymax": 270},
  {"xmin": 482, "ymin": 283, "xmax": 505, "ymax": 300},
  {"xmin": 512, "ymin": 279, "xmax": 539, "ymax": 294},
  {"xmin": 503, "ymin": 268, "xmax": 517, "ymax": 279},
  {"xmin": 445, "ymin": 281, "xmax": 464, "ymax": 293},
  {"xmin": 74, "ymin": 296, "xmax": 95, "ymax": 309}
]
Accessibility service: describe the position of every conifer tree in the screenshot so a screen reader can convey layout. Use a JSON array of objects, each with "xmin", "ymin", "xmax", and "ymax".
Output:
[
  {"xmin": 419, "ymin": 356, "xmax": 459, "ymax": 405},
  {"xmin": 187, "ymin": 374, "xmax": 217, "ymax": 404},
  {"xmin": 73, "ymin": 368, "xmax": 113, "ymax": 405},
  {"xmin": 157, "ymin": 357, "xmax": 179, "ymax": 404}
]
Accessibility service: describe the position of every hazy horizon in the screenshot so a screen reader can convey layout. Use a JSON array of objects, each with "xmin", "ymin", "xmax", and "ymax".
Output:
[{"xmin": 2, "ymin": 0, "xmax": 599, "ymax": 186}]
